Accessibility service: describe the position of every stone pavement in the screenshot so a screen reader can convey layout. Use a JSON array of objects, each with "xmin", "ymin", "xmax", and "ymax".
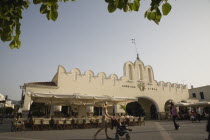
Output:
[{"xmin": 0, "ymin": 120, "xmax": 208, "ymax": 140}]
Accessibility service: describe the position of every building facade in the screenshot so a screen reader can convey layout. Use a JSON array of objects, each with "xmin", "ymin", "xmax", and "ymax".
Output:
[
  {"xmin": 22, "ymin": 59, "xmax": 189, "ymax": 119},
  {"xmin": 189, "ymin": 86, "xmax": 210, "ymax": 101},
  {"xmin": 0, "ymin": 93, "xmax": 14, "ymax": 109}
]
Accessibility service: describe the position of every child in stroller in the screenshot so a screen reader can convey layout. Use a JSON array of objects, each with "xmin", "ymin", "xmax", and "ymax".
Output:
[{"xmin": 111, "ymin": 117, "xmax": 132, "ymax": 140}]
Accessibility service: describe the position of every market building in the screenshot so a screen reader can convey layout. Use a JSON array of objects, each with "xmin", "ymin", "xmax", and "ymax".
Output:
[
  {"xmin": 189, "ymin": 85, "xmax": 210, "ymax": 101},
  {"xmin": 189, "ymin": 85, "xmax": 210, "ymax": 113},
  {"xmin": 21, "ymin": 57, "xmax": 190, "ymax": 119}
]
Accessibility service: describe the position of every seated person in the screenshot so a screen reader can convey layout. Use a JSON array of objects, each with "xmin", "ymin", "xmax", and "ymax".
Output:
[{"xmin": 12, "ymin": 116, "xmax": 25, "ymax": 130}]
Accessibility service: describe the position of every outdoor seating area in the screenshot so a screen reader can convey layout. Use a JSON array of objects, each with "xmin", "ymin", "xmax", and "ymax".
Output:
[
  {"xmin": 11, "ymin": 116, "xmax": 145, "ymax": 131},
  {"xmin": 11, "ymin": 118, "xmax": 25, "ymax": 132},
  {"xmin": 9, "ymin": 92, "xmax": 145, "ymax": 131}
]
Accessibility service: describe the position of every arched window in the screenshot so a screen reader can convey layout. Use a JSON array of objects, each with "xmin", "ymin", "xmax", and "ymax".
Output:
[
  {"xmin": 88, "ymin": 74, "xmax": 91, "ymax": 82},
  {"xmin": 138, "ymin": 65, "xmax": 143, "ymax": 80},
  {"xmin": 102, "ymin": 76, "xmax": 104, "ymax": 84},
  {"xmin": 74, "ymin": 72, "xmax": 77, "ymax": 80},
  {"xmin": 148, "ymin": 68, "xmax": 152, "ymax": 83},
  {"xmin": 128, "ymin": 64, "xmax": 133, "ymax": 80}
]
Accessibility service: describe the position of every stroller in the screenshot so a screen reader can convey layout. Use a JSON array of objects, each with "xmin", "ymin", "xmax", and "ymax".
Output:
[{"xmin": 111, "ymin": 117, "xmax": 132, "ymax": 140}]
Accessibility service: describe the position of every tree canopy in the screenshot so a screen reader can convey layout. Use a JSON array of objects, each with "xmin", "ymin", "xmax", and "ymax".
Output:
[{"xmin": 0, "ymin": 0, "xmax": 172, "ymax": 49}]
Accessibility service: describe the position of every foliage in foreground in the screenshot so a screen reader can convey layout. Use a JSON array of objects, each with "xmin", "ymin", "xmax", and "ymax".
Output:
[{"xmin": 0, "ymin": 0, "xmax": 172, "ymax": 49}]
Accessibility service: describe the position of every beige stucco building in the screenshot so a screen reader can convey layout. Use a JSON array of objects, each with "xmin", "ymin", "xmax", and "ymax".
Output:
[
  {"xmin": 189, "ymin": 86, "xmax": 210, "ymax": 101},
  {"xmin": 21, "ymin": 59, "xmax": 190, "ymax": 119},
  {"xmin": 0, "ymin": 93, "xmax": 14, "ymax": 109}
]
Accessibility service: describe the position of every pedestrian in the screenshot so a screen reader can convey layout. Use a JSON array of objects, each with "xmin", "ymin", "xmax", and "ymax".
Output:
[
  {"xmin": 17, "ymin": 108, "xmax": 22, "ymax": 118},
  {"xmin": 191, "ymin": 109, "xmax": 196, "ymax": 123},
  {"xmin": 93, "ymin": 102, "xmax": 112, "ymax": 140},
  {"xmin": 196, "ymin": 107, "xmax": 202, "ymax": 122},
  {"xmin": 206, "ymin": 114, "xmax": 210, "ymax": 140},
  {"xmin": 170, "ymin": 103, "xmax": 180, "ymax": 130}
]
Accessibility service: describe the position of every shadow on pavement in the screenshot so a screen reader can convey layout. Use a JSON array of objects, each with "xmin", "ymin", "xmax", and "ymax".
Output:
[
  {"xmin": 131, "ymin": 129, "xmax": 175, "ymax": 134},
  {"xmin": 64, "ymin": 139, "xmax": 126, "ymax": 140}
]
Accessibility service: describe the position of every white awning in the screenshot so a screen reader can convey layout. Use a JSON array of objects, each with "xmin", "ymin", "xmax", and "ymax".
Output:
[
  {"xmin": 194, "ymin": 101, "xmax": 210, "ymax": 107},
  {"xmin": 174, "ymin": 102, "xmax": 190, "ymax": 107},
  {"xmin": 174, "ymin": 101, "xmax": 210, "ymax": 107},
  {"xmin": 30, "ymin": 92, "xmax": 137, "ymax": 106}
]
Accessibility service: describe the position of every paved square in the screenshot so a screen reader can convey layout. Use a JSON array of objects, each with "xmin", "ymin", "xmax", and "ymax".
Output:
[{"xmin": 0, "ymin": 120, "xmax": 208, "ymax": 140}]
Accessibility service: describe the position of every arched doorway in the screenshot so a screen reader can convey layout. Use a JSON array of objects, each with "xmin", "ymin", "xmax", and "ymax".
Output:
[
  {"xmin": 150, "ymin": 104, "xmax": 158, "ymax": 119},
  {"xmin": 164, "ymin": 100, "xmax": 174, "ymax": 120},
  {"xmin": 126, "ymin": 102, "xmax": 145, "ymax": 117},
  {"xmin": 138, "ymin": 97, "xmax": 159, "ymax": 120},
  {"xmin": 165, "ymin": 100, "xmax": 173, "ymax": 113}
]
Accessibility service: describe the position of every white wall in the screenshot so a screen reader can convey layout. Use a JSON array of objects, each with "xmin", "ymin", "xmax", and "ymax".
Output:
[{"xmin": 23, "ymin": 60, "xmax": 189, "ymax": 114}]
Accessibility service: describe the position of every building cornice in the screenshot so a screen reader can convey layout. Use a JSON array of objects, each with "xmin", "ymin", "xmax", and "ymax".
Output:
[{"xmin": 24, "ymin": 84, "xmax": 59, "ymax": 89}]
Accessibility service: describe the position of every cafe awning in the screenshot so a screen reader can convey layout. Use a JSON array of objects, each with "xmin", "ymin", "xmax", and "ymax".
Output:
[
  {"xmin": 174, "ymin": 101, "xmax": 210, "ymax": 107},
  {"xmin": 194, "ymin": 101, "xmax": 210, "ymax": 107},
  {"xmin": 174, "ymin": 102, "xmax": 190, "ymax": 107},
  {"xmin": 30, "ymin": 92, "xmax": 137, "ymax": 106}
]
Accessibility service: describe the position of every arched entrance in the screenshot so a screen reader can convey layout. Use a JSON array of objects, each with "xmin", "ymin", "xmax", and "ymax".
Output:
[
  {"xmin": 164, "ymin": 100, "xmax": 173, "ymax": 120},
  {"xmin": 165, "ymin": 100, "xmax": 173, "ymax": 113},
  {"xmin": 150, "ymin": 104, "xmax": 157, "ymax": 119},
  {"xmin": 126, "ymin": 102, "xmax": 145, "ymax": 117},
  {"xmin": 137, "ymin": 97, "xmax": 159, "ymax": 120}
]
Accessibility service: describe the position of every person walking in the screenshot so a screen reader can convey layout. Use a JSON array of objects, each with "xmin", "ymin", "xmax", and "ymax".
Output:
[
  {"xmin": 93, "ymin": 102, "xmax": 112, "ymax": 140},
  {"xmin": 196, "ymin": 107, "xmax": 202, "ymax": 122},
  {"xmin": 191, "ymin": 109, "xmax": 196, "ymax": 123},
  {"xmin": 170, "ymin": 103, "xmax": 180, "ymax": 130},
  {"xmin": 206, "ymin": 114, "xmax": 210, "ymax": 140}
]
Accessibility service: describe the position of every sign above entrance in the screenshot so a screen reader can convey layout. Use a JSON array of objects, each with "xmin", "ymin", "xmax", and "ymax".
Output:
[
  {"xmin": 122, "ymin": 85, "xmax": 136, "ymax": 88},
  {"xmin": 137, "ymin": 82, "xmax": 145, "ymax": 91}
]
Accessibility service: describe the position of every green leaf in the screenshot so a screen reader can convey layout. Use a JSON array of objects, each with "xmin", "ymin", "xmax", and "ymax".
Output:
[
  {"xmin": 123, "ymin": 4, "xmax": 129, "ymax": 12},
  {"xmin": 115, "ymin": 0, "xmax": 120, "ymax": 7},
  {"xmin": 144, "ymin": 11, "xmax": 148, "ymax": 18},
  {"xmin": 51, "ymin": 3, "xmax": 58, "ymax": 21},
  {"xmin": 146, "ymin": 12, "xmax": 151, "ymax": 20},
  {"xmin": 40, "ymin": 4, "xmax": 48, "ymax": 14},
  {"xmin": 162, "ymin": 3, "xmax": 171, "ymax": 16},
  {"xmin": 1, "ymin": 33, "xmax": 12, "ymax": 42},
  {"xmin": 47, "ymin": 12, "xmax": 51, "ymax": 20},
  {"xmin": 105, "ymin": 0, "xmax": 112, "ymax": 3},
  {"xmin": 149, "ymin": 12, "xmax": 156, "ymax": 20},
  {"xmin": 33, "ymin": 0, "xmax": 42, "ymax": 4},
  {"xmin": 23, "ymin": 1, "xmax": 29, "ymax": 9},
  {"xmin": 51, "ymin": 10, "xmax": 58, "ymax": 21},
  {"xmin": 9, "ymin": 40, "xmax": 16, "ymax": 49},
  {"xmin": 156, "ymin": 7, "xmax": 162, "ymax": 20},
  {"xmin": 154, "ymin": 8, "xmax": 162, "ymax": 24},
  {"xmin": 108, "ymin": 3, "xmax": 116, "ymax": 13},
  {"xmin": 16, "ymin": 39, "xmax": 21, "ymax": 49},
  {"xmin": 150, "ymin": 0, "xmax": 161, "ymax": 11},
  {"xmin": 132, "ymin": 0, "xmax": 140, "ymax": 11},
  {"xmin": 117, "ymin": 0, "xmax": 124, "ymax": 9}
]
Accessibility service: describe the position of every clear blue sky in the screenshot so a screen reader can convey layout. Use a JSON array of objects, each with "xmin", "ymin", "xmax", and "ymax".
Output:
[{"xmin": 0, "ymin": 0, "xmax": 210, "ymax": 100}]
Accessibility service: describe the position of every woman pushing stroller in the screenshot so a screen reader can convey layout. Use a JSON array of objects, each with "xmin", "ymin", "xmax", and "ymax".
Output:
[{"xmin": 93, "ymin": 102, "xmax": 112, "ymax": 140}]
